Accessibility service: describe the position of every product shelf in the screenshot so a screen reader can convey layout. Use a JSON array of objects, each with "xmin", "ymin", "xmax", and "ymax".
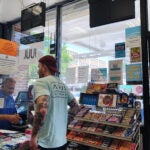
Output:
[
  {"xmin": 68, "ymin": 127, "xmax": 134, "ymax": 141},
  {"xmin": 74, "ymin": 117, "xmax": 133, "ymax": 128},
  {"xmin": 67, "ymin": 139, "xmax": 111, "ymax": 150}
]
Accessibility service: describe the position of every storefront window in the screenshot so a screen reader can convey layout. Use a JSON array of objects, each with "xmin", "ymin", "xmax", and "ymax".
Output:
[
  {"xmin": 61, "ymin": 0, "xmax": 141, "ymax": 101},
  {"xmin": 11, "ymin": 9, "xmax": 57, "ymax": 93}
]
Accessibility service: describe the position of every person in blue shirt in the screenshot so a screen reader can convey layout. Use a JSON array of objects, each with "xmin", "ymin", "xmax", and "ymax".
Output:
[{"xmin": 0, "ymin": 78, "xmax": 21, "ymax": 130}]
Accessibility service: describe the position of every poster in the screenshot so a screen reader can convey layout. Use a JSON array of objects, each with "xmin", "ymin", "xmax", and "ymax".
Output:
[
  {"xmin": 130, "ymin": 47, "xmax": 141, "ymax": 62},
  {"xmin": 125, "ymin": 26, "xmax": 141, "ymax": 48},
  {"xmin": 19, "ymin": 42, "xmax": 43, "ymax": 65},
  {"xmin": 0, "ymin": 39, "xmax": 18, "ymax": 56},
  {"xmin": 66, "ymin": 67, "xmax": 76, "ymax": 84},
  {"xmin": 78, "ymin": 66, "xmax": 89, "ymax": 83},
  {"xmin": 126, "ymin": 63, "xmax": 142, "ymax": 82},
  {"xmin": 115, "ymin": 42, "xmax": 125, "ymax": 58},
  {"xmin": 91, "ymin": 68, "xmax": 107, "ymax": 83},
  {"xmin": 109, "ymin": 60, "xmax": 123, "ymax": 84},
  {"xmin": 0, "ymin": 54, "xmax": 18, "ymax": 75}
]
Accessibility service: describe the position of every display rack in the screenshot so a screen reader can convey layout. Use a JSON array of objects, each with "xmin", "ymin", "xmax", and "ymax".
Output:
[{"xmin": 67, "ymin": 107, "xmax": 141, "ymax": 150}]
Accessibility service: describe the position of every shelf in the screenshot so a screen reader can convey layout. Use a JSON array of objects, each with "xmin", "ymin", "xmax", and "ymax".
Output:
[
  {"xmin": 68, "ymin": 139, "xmax": 138, "ymax": 150},
  {"xmin": 69, "ymin": 108, "xmax": 140, "ymax": 150},
  {"xmin": 74, "ymin": 117, "xmax": 133, "ymax": 128},
  {"xmin": 68, "ymin": 139, "xmax": 111, "ymax": 150},
  {"xmin": 68, "ymin": 127, "xmax": 133, "ymax": 141}
]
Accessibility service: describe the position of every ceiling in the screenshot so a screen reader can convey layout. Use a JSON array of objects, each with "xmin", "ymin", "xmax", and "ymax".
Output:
[
  {"xmin": 0, "ymin": 0, "xmax": 64, "ymax": 23},
  {"xmin": 0, "ymin": 0, "xmax": 141, "ymax": 61}
]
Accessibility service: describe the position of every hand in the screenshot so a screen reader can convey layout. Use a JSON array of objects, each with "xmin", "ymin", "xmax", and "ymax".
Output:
[
  {"xmin": 8, "ymin": 114, "xmax": 21, "ymax": 124},
  {"xmin": 30, "ymin": 136, "xmax": 40, "ymax": 150}
]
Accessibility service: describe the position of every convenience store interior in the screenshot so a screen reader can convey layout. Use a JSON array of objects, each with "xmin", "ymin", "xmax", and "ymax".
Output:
[{"xmin": 0, "ymin": 0, "xmax": 150, "ymax": 150}]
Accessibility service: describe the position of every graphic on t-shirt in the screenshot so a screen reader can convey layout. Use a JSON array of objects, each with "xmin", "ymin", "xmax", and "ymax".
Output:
[{"xmin": 51, "ymin": 82, "xmax": 67, "ymax": 98}]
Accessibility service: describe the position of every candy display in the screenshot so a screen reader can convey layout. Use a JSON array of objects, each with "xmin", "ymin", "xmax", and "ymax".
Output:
[
  {"xmin": 68, "ymin": 85, "xmax": 141, "ymax": 150},
  {"xmin": 67, "ymin": 131, "xmax": 137, "ymax": 150}
]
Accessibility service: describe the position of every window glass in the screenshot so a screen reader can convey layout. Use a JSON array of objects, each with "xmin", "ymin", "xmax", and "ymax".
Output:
[
  {"xmin": 12, "ymin": 9, "xmax": 56, "ymax": 95},
  {"xmin": 61, "ymin": 0, "xmax": 141, "ymax": 101}
]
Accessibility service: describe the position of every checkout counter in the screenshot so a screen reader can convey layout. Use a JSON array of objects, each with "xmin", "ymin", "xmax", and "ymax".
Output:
[
  {"xmin": 0, "ymin": 129, "xmax": 31, "ymax": 150},
  {"xmin": 0, "ymin": 87, "xmax": 34, "ymax": 150}
]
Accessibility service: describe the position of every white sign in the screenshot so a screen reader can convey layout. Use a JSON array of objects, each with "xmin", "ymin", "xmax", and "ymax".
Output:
[
  {"xmin": 19, "ymin": 42, "xmax": 44, "ymax": 65},
  {"xmin": 125, "ymin": 26, "xmax": 141, "ymax": 48},
  {"xmin": 0, "ymin": 54, "xmax": 18, "ymax": 75},
  {"xmin": 78, "ymin": 66, "xmax": 89, "ymax": 83},
  {"xmin": 66, "ymin": 68, "xmax": 76, "ymax": 84}
]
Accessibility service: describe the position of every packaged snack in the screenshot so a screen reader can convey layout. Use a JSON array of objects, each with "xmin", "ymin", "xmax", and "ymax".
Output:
[
  {"xmin": 82, "ymin": 122, "xmax": 91, "ymax": 130},
  {"xmin": 87, "ymin": 123, "xmax": 97, "ymax": 132},
  {"xmin": 95, "ymin": 124, "xmax": 105, "ymax": 132},
  {"xmin": 74, "ymin": 121, "xmax": 83, "ymax": 129},
  {"xmin": 103, "ymin": 126, "xmax": 115, "ymax": 134},
  {"xmin": 112, "ymin": 127, "xmax": 126, "ymax": 137},
  {"xmin": 107, "ymin": 115, "xmax": 122, "ymax": 123},
  {"xmin": 68, "ymin": 120, "xmax": 78, "ymax": 128}
]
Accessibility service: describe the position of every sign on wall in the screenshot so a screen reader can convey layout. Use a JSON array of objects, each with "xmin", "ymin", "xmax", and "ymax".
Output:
[
  {"xmin": 0, "ymin": 39, "xmax": 18, "ymax": 56},
  {"xmin": 0, "ymin": 39, "xmax": 18, "ymax": 74},
  {"xmin": 0, "ymin": 54, "xmax": 18, "ymax": 75},
  {"xmin": 19, "ymin": 42, "xmax": 43, "ymax": 65}
]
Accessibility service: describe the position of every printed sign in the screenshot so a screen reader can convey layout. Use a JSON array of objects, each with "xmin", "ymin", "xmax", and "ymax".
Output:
[
  {"xmin": 0, "ymin": 54, "xmax": 18, "ymax": 75},
  {"xmin": 19, "ymin": 42, "xmax": 43, "ymax": 65},
  {"xmin": 125, "ymin": 26, "xmax": 141, "ymax": 48},
  {"xmin": 109, "ymin": 60, "xmax": 123, "ymax": 84},
  {"xmin": 130, "ymin": 47, "xmax": 141, "ymax": 62},
  {"xmin": 66, "ymin": 68, "xmax": 76, "ymax": 84},
  {"xmin": 126, "ymin": 64, "xmax": 142, "ymax": 82},
  {"xmin": 115, "ymin": 42, "xmax": 125, "ymax": 58},
  {"xmin": 91, "ymin": 68, "xmax": 107, "ymax": 83},
  {"xmin": 78, "ymin": 66, "xmax": 89, "ymax": 83},
  {"xmin": 0, "ymin": 39, "xmax": 18, "ymax": 56}
]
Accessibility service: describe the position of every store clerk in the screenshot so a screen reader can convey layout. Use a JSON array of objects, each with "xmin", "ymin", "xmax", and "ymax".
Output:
[{"xmin": 0, "ymin": 78, "xmax": 21, "ymax": 130}]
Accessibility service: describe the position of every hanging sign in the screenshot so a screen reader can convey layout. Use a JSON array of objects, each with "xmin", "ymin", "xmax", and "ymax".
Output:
[
  {"xmin": 109, "ymin": 60, "xmax": 123, "ymax": 84},
  {"xmin": 126, "ymin": 63, "xmax": 142, "ymax": 83},
  {"xmin": 115, "ymin": 42, "xmax": 125, "ymax": 58},
  {"xmin": 130, "ymin": 47, "xmax": 141, "ymax": 62},
  {"xmin": 125, "ymin": 26, "xmax": 141, "ymax": 48},
  {"xmin": 19, "ymin": 41, "xmax": 43, "ymax": 65},
  {"xmin": 78, "ymin": 66, "xmax": 89, "ymax": 83},
  {"xmin": 66, "ymin": 67, "xmax": 76, "ymax": 84},
  {"xmin": 91, "ymin": 68, "xmax": 107, "ymax": 83},
  {"xmin": 0, "ymin": 39, "xmax": 18, "ymax": 56}
]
